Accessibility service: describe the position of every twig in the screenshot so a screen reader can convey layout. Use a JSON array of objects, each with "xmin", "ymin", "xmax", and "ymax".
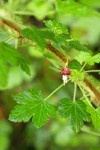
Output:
[
  {"xmin": 73, "ymin": 83, "xmax": 77, "ymax": 102},
  {"xmin": 81, "ymin": 127, "xmax": 100, "ymax": 137}
]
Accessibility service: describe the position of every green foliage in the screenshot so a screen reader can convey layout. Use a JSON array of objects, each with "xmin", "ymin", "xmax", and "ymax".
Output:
[
  {"xmin": 85, "ymin": 102, "xmax": 100, "ymax": 128},
  {"xmin": 44, "ymin": 20, "xmax": 68, "ymax": 35},
  {"xmin": 8, "ymin": 20, "xmax": 100, "ymax": 132},
  {"xmin": 0, "ymin": 0, "xmax": 100, "ymax": 149},
  {"xmin": 87, "ymin": 53, "xmax": 100, "ymax": 66},
  {"xmin": 71, "ymin": 70, "xmax": 85, "ymax": 81},
  {"xmin": 21, "ymin": 26, "xmax": 46, "ymax": 50},
  {"xmin": 68, "ymin": 40, "xmax": 89, "ymax": 52},
  {"xmin": 0, "ymin": 42, "xmax": 30, "ymax": 87},
  {"xmin": 9, "ymin": 89, "xmax": 56, "ymax": 127},
  {"xmin": 56, "ymin": 0, "xmax": 100, "ymax": 17},
  {"xmin": 26, "ymin": 0, "xmax": 54, "ymax": 20},
  {"xmin": 75, "ymin": 51, "xmax": 100, "ymax": 66},
  {"xmin": 58, "ymin": 98, "xmax": 90, "ymax": 132},
  {"xmin": 75, "ymin": 51, "xmax": 92, "ymax": 64},
  {"xmin": 21, "ymin": 20, "xmax": 91, "ymax": 54},
  {"xmin": 68, "ymin": 60, "xmax": 82, "ymax": 70},
  {"xmin": 88, "ymin": 107, "xmax": 100, "ymax": 128}
]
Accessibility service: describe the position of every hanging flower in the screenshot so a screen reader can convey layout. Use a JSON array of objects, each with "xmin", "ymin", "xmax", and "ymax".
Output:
[{"xmin": 61, "ymin": 67, "xmax": 71, "ymax": 85}]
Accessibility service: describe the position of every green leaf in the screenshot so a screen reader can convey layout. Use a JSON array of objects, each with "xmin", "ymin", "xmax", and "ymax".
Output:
[
  {"xmin": 68, "ymin": 60, "xmax": 82, "ymax": 70},
  {"xmin": 75, "ymin": 51, "xmax": 92, "ymax": 64},
  {"xmin": 68, "ymin": 40, "xmax": 89, "ymax": 52},
  {"xmin": 0, "ymin": 42, "xmax": 30, "ymax": 87},
  {"xmin": 87, "ymin": 53, "xmax": 100, "ymax": 66},
  {"xmin": 21, "ymin": 26, "xmax": 46, "ymax": 50},
  {"xmin": 56, "ymin": 0, "xmax": 99, "ymax": 17},
  {"xmin": 75, "ymin": 52, "xmax": 100, "ymax": 66},
  {"xmin": 85, "ymin": 102, "xmax": 100, "ymax": 128},
  {"xmin": 71, "ymin": 70, "xmax": 85, "ymax": 81},
  {"xmin": 9, "ymin": 89, "xmax": 56, "ymax": 127},
  {"xmin": 32, "ymin": 101, "xmax": 55, "ymax": 127},
  {"xmin": 58, "ymin": 98, "xmax": 90, "ymax": 132},
  {"xmin": 89, "ymin": 107, "xmax": 100, "ymax": 128},
  {"xmin": 44, "ymin": 20, "xmax": 68, "ymax": 35},
  {"xmin": 13, "ymin": 89, "xmax": 42, "ymax": 104},
  {"xmin": 0, "ymin": 59, "xmax": 8, "ymax": 87}
]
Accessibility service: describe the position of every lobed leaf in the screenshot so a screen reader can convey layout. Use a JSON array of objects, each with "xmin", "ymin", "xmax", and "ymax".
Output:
[
  {"xmin": 75, "ymin": 51, "xmax": 92, "ymax": 64},
  {"xmin": 85, "ymin": 101, "xmax": 100, "ymax": 128},
  {"xmin": 44, "ymin": 20, "xmax": 68, "ymax": 35},
  {"xmin": 68, "ymin": 60, "xmax": 82, "ymax": 70},
  {"xmin": 75, "ymin": 52, "xmax": 100, "ymax": 66},
  {"xmin": 87, "ymin": 53, "xmax": 100, "ymax": 66},
  {"xmin": 58, "ymin": 98, "xmax": 90, "ymax": 132},
  {"xmin": 13, "ymin": 89, "xmax": 42, "ymax": 104},
  {"xmin": 21, "ymin": 26, "xmax": 46, "ymax": 50},
  {"xmin": 9, "ymin": 89, "xmax": 56, "ymax": 127},
  {"xmin": 68, "ymin": 40, "xmax": 89, "ymax": 52},
  {"xmin": 32, "ymin": 101, "xmax": 56, "ymax": 127},
  {"xmin": 0, "ymin": 42, "xmax": 30, "ymax": 87}
]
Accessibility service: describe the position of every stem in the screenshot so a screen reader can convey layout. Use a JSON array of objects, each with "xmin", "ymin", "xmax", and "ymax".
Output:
[
  {"xmin": 44, "ymin": 83, "xmax": 64, "ymax": 101},
  {"xmin": 79, "ymin": 85, "xmax": 92, "ymax": 106},
  {"xmin": 15, "ymin": 38, "xmax": 18, "ymax": 49},
  {"xmin": 44, "ymin": 79, "xmax": 70, "ymax": 101},
  {"xmin": 80, "ymin": 93, "xmax": 90, "ymax": 100},
  {"xmin": 14, "ymin": 10, "xmax": 55, "ymax": 16},
  {"xmin": 80, "ymin": 62, "xmax": 86, "ymax": 72},
  {"xmin": 73, "ymin": 82, "xmax": 77, "ymax": 102},
  {"xmin": 4, "ymin": 36, "xmax": 14, "ymax": 43},
  {"xmin": 81, "ymin": 127, "xmax": 100, "ymax": 137},
  {"xmin": 85, "ymin": 70, "xmax": 100, "ymax": 73}
]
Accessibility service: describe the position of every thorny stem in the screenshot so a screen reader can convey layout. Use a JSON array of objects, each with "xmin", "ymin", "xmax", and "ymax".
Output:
[
  {"xmin": 44, "ymin": 79, "xmax": 70, "ymax": 101},
  {"xmin": 81, "ymin": 127, "xmax": 100, "ymax": 137},
  {"xmin": 73, "ymin": 82, "xmax": 77, "ymax": 102}
]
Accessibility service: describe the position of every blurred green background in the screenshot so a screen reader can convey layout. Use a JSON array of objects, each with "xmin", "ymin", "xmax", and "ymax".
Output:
[{"xmin": 0, "ymin": 0, "xmax": 100, "ymax": 150}]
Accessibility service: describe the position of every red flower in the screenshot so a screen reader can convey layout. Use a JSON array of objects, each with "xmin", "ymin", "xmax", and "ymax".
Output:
[{"xmin": 61, "ymin": 67, "xmax": 71, "ymax": 75}]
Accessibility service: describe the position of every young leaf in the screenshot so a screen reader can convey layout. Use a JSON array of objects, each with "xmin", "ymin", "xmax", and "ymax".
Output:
[
  {"xmin": 75, "ymin": 51, "xmax": 92, "ymax": 64},
  {"xmin": 68, "ymin": 40, "xmax": 89, "ymax": 52},
  {"xmin": 21, "ymin": 26, "xmax": 46, "ymax": 50},
  {"xmin": 87, "ymin": 53, "xmax": 100, "ymax": 66},
  {"xmin": 0, "ymin": 42, "xmax": 30, "ymax": 75},
  {"xmin": 44, "ymin": 20, "xmax": 68, "ymax": 35},
  {"xmin": 58, "ymin": 98, "xmax": 90, "ymax": 132},
  {"xmin": 0, "ymin": 42, "xmax": 30, "ymax": 88},
  {"xmin": 71, "ymin": 70, "xmax": 85, "ymax": 81},
  {"xmin": 9, "ymin": 89, "xmax": 56, "ymax": 128},
  {"xmin": 68, "ymin": 60, "xmax": 82, "ymax": 70}
]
